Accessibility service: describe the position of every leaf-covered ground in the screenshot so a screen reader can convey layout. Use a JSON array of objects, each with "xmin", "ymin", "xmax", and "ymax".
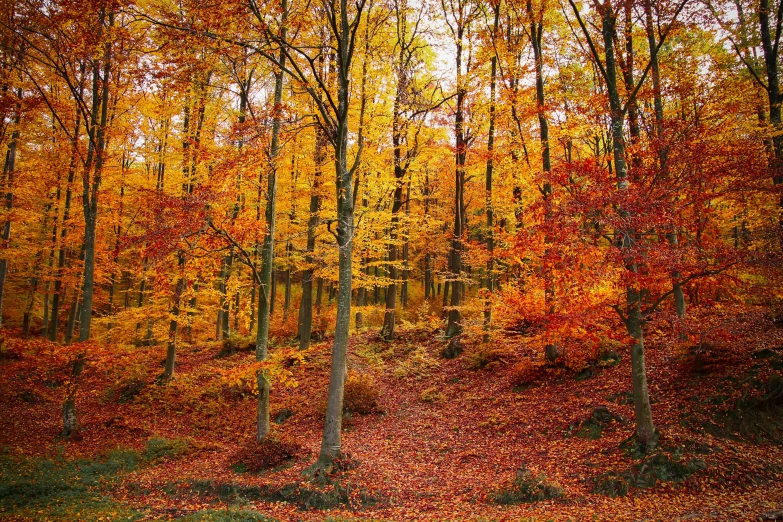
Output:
[{"xmin": 2, "ymin": 306, "xmax": 783, "ymax": 521}]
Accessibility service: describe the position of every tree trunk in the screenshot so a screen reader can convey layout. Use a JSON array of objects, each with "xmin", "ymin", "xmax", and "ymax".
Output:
[
  {"xmin": 483, "ymin": 5, "xmax": 499, "ymax": 342},
  {"xmin": 256, "ymin": 0, "xmax": 288, "ymax": 442},
  {"xmin": 0, "ymin": 88, "xmax": 19, "ymax": 328},
  {"xmin": 601, "ymin": 4, "xmax": 656, "ymax": 448},
  {"xmin": 381, "ymin": 87, "xmax": 404, "ymax": 339},
  {"xmin": 298, "ymin": 126, "xmax": 324, "ymax": 350},
  {"xmin": 759, "ymin": 0, "xmax": 783, "ymax": 244},
  {"xmin": 62, "ymin": 352, "xmax": 84, "ymax": 438},
  {"xmin": 445, "ymin": 23, "xmax": 467, "ymax": 339},
  {"xmin": 424, "ymin": 169, "xmax": 433, "ymax": 301},
  {"xmin": 217, "ymin": 254, "xmax": 232, "ymax": 340},
  {"xmin": 163, "ymin": 254, "xmax": 185, "ymax": 382},
  {"xmin": 530, "ymin": 2, "xmax": 557, "ymax": 362},
  {"xmin": 317, "ymin": 0, "xmax": 363, "ymax": 466},
  {"xmin": 283, "ymin": 244, "xmax": 292, "ymax": 320},
  {"xmin": 79, "ymin": 10, "xmax": 112, "ymax": 344},
  {"xmin": 65, "ymin": 297, "xmax": 79, "ymax": 345},
  {"xmin": 401, "ymin": 184, "xmax": 410, "ymax": 309}
]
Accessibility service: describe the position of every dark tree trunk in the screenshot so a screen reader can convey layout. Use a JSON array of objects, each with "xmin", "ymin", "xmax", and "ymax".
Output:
[
  {"xmin": 445, "ymin": 17, "xmax": 468, "ymax": 339},
  {"xmin": 483, "ymin": 5, "xmax": 499, "ymax": 342},
  {"xmin": 256, "ymin": 2, "xmax": 288, "ymax": 442},
  {"xmin": 0, "ymin": 87, "xmax": 19, "ymax": 328},
  {"xmin": 600, "ymin": 4, "xmax": 656, "ymax": 448},
  {"xmin": 79, "ymin": 9, "xmax": 113, "ymax": 344},
  {"xmin": 529, "ymin": 0, "xmax": 557, "ymax": 362},
  {"xmin": 298, "ymin": 127, "xmax": 324, "ymax": 350}
]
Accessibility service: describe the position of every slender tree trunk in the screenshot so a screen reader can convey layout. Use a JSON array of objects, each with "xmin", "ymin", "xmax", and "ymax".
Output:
[
  {"xmin": 298, "ymin": 126, "xmax": 323, "ymax": 350},
  {"xmin": 22, "ymin": 207, "xmax": 50, "ymax": 337},
  {"xmin": 162, "ymin": 254, "xmax": 185, "ymax": 382},
  {"xmin": 445, "ymin": 23, "xmax": 467, "ymax": 338},
  {"xmin": 63, "ymin": 8, "xmax": 113, "ymax": 440},
  {"xmin": 317, "ymin": 0, "xmax": 363, "ymax": 466},
  {"xmin": 256, "ymin": 0, "xmax": 288, "ymax": 442},
  {"xmin": 381, "ymin": 106, "xmax": 404, "ymax": 339},
  {"xmin": 221, "ymin": 254, "xmax": 233, "ymax": 338},
  {"xmin": 759, "ymin": 0, "xmax": 783, "ymax": 245},
  {"xmin": 601, "ymin": 5, "xmax": 656, "ymax": 449},
  {"xmin": 423, "ymin": 169, "xmax": 433, "ymax": 301},
  {"xmin": 401, "ymin": 184, "xmax": 410, "ymax": 308},
  {"xmin": 644, "ymin": 0, "xmax": 685, "ymax": 327},
  {"xmin": 65, "ymin": 295, "xmax": 79, "ymax": 345},
  {"xmin": 0, "ymin": 88, "xmax": 19, "ymax": 328},
  {"xmin": 529, "ymin": 2, "xmax": 558, "ymax": 362},
  {"xmin": 78, "ymin": 9, "xmax": 112, "ymax": 344},
  {"xmin": 49, "ymin": 82, "xmax": 82, "ymax": 343},
  {"xmin": 283, "ymin": 243, "xmax": 292, "ymax": 320},
  {"xmin": 250, "ymin": 265, "xmax": 257, "ymax": 334},
  {"xmin": 442, "ymin": 263, "xmax": 450, "ymax": 314},
  {"xmin": 483, "ymin": 5, "xmax": 499, "ymax": 342},
  {"xmin": 42, "ymin": 280, "xmax": 50, "ymax": 335}
]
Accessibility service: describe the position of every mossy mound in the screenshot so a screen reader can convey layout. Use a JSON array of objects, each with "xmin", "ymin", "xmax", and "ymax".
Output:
[
  {"xmin": 492, "ymin": 466, "xmax": 563, "ymax": 504},
  {"xmin": 590, "ymin": 452, "xmax": 705, "ymax": 497}
]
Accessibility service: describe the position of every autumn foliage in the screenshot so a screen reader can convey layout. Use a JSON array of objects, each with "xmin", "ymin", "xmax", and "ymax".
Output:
[{"xmin": 0, "ymin": 0, "xmax": 783, "ymax": 519}]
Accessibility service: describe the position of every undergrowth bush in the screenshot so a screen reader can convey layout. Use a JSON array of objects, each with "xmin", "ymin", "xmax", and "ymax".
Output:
[
  {"xmin": 420, "ymin": 386, "xmax": 444, "ymax": 403},
  {"xmin": 511, "ymin": 359, "xmax": 547, "ymax": 388},
  {"xmin": 183, "ymin": 478, "xmax": 377, "ymax": 511},
  {"xmin": 492, "ymin": 465, "xmax": 563, "ymax": 504},
  {"xmin": 568, "ymin": 406, "xmax": 625, "ymax": 440},
  {"xmin": 217, "ymin": 336, "xmax": 255, "ymax": 358},
  {"xmin": 395, "ymin": 346, "xmax": 440, "ymax": 379},
  {"xmin": 343, "ymin": 372, "xmax": 380, "ymax": 414},
  {"xmin": 467, "ymin": 344, "xmax": 513, "ymax": 370},
  {"xmin": 231, "ymin": 438, "xmax": 302, "ymax": 472}
]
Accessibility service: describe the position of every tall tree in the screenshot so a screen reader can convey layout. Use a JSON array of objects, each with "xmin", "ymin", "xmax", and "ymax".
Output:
[
  {"xmin": 568, "ymin": 0, "xmax": 687, "ymax": 450},
  {"xmin": 442, "ymin": 0, "xmax": 478, "ymax": 338}
]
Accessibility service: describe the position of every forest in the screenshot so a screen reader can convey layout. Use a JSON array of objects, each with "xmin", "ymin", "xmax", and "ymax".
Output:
[{"xmin": 0, "ymin": 0, "xmax": 782, "ymax": 519}]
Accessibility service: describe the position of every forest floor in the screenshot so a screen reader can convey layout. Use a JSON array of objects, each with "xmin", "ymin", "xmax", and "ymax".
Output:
[{"xmin": 1, "ymin": 305, "xmax": 783, "ymax": 521}]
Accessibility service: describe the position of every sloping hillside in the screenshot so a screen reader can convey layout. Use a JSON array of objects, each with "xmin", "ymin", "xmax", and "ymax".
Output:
[{"xmin": 1, "ymin": 306, "xmax": 783, "ymax": 521}]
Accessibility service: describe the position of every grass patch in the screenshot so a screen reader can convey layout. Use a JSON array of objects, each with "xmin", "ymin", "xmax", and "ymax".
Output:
[
  {"xmin": 183, "ymin": 479, "xmax": 378, "ymax": 511},
  {"xmin": 143, "ymin": 436, "xmax": 190, "ymax": 462},
  {"xmin": 177, "ymin": 508, "xmax": 276, "ymax": 521},
  {"xmin": 0, "ymin": 448, "xmax": 142, "ymax": 521}
]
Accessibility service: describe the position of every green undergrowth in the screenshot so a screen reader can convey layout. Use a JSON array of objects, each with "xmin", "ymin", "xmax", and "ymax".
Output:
[
  {"xmin": 686, "ymin": 354, "xmax": 783, "ymax": 444},
  {"xmin": 590, "ymin": 447, "xmax": 706, "ymax": 497},
  {"xmin": 176, "ymin": 508, "xmax": 276, "ymax": 521},
  {"xmin": 143, "ymin": 435, "xmax": 191, "ymax": 462},
  {"xmin": 171, "ymin": 477, "xmax": 379, "ymax": 511},
  {"xmin": 0, "ymin": 436, "xmax": 189, "ymax": 520},
  {"xmin": 0, "ymin": 447, "xmax": 142, "ymax": 521}
]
